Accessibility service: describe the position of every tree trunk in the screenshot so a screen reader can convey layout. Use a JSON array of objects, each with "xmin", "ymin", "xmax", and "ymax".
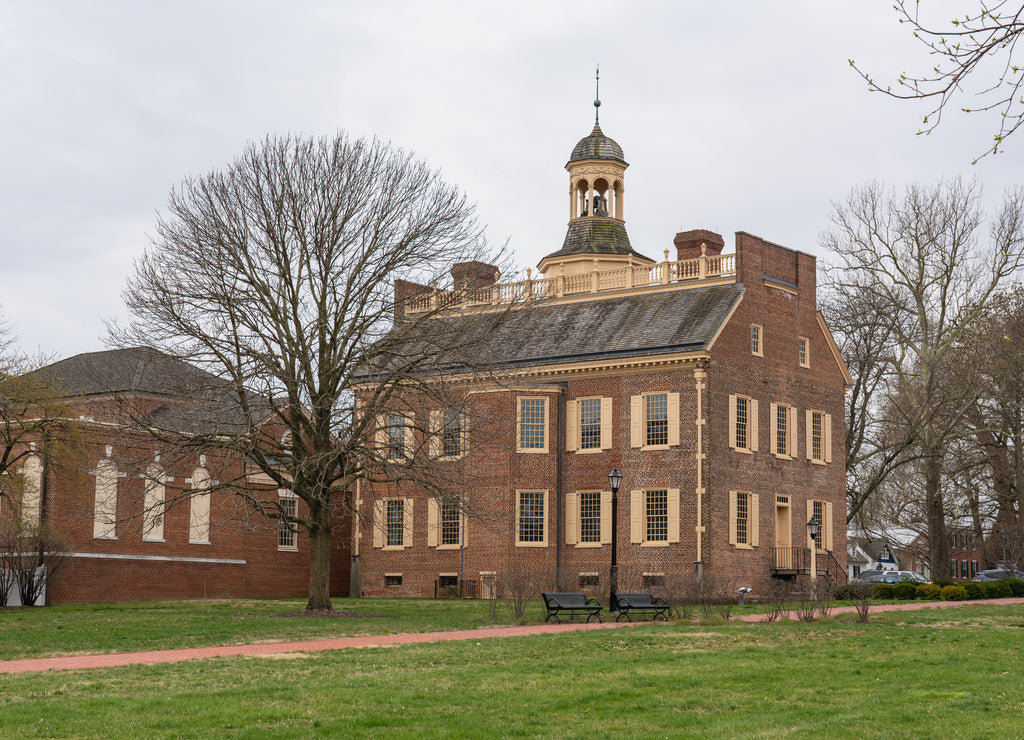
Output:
[
  {"xmin": 924, "ymin": 453, "xmax": 949, "ymax": 580},
  {"xmin": 305, "ymin": 497, "xmax": 333, "ymax": 612}
]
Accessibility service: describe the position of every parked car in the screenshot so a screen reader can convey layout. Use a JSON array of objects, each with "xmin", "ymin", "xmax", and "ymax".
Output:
[
  {"xmin": 972, "ymin": 569, "xmax": 1024, "ymax": 582},
  {"xmin": 859, "ymin": 571, "xmax": 929, "ymax": 585},
  {"xmin": 853, "ymin": 569, "xmax": 885, "ymax": 583}
]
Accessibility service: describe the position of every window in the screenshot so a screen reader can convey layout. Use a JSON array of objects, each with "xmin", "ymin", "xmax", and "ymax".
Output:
[
  {"xmin": 430, "ymin": 409, "xmax": 467, "ymax": 459},
  {"xmin": 567, "ymin": 397, "xmax": 612, "ymax": 452},
  {"xmin": 143, "ymin": 462, "xmax": 166, "ymax": 541},
  {"xmin": 385, "ymin": 574, "xmax": 403, "ymax": 587},
  {"xmin": 428, "ymin": 497, "xmax": 464, "ymax": 548},
  {"xmin": 578, "ymin": 573, "xmax": 599, "ymax": 587},
  {"xmin": 807, "ymin": 499, "xmax": 834, "ymax": 551},
  {"xmin": 971, "ymin": 560, "xmax": 979, "ymax": 577},
  {"xmin": 278, "ymin": 491, "xmax": 298, "ymax": 550},
  {"xmin": 798, "ymin": 337, "xmax": 810, "ymax": 367},
  {"xmin": 805, "ymin": 410, "xmax": 832, "ymax": 464},
  {"xmin": 93, "ymin": 458, "xmax": 118, "ymax": 539},
  {"xmin": 21, "ymin": 454, "xmax": 42, "ymax": 527},
  {"xmin": 770, "ymin": 403, "xmax": 796, "ymax": 459},
  {"xmin": 189, "ymin": 466, "xmax": 211, "ymax": 544},
  {"xmin": 387, "ymin": 413, "xmax": 408, "ymax": 461},
  {"xmin": 960, "ymin": 559, "xmax": 969, "ymax": 579},
  {"xmin": 516, "ymin": 489, "xmax": 548, "ymax": 546},
  {"xmin": 373, "ymin": 498, "xmax": 413, "ymax": 549},
  {"xmin": 565, "ymin": 490, "xmax": 611, "ymax": 547},
  {"xmin": 642, "ymin": 573, "xmax": 665, "ymax": 588},
  {"xmin": 630, "ymin": 393, "xmax": 680, "ymax": 449},
  {"xmin": 729, "ymin": 394, "xmax": 758, "ymax": 453},
  {"xmin": 751, "ymin": 324, "xmax": 763, "ymax": 356},
  {"xmin": 729, "ymin": 491, "xmax": 759, "ymax": 548},
  {"xmin": 517, "ymin": 397, "xmax": 548, "ymax": 452},
  {"xmin": 629, "ymin": 489, "xmax": 680, "ymax": 546}
]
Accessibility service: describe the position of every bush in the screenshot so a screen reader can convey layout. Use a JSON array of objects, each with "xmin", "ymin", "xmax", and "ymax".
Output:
[
  {"xmin": 1009, "ymin": 579, "xmax": 1024, "ymax": 597},
  {"xmin": 990, "ymin": 581, "xmax": 1014, "ymax": 598},
  {"xmin": 963, "ymin": 581, "xmax": 987, "ymax": 600},
  {"xmin": 894, "ymin": 582, "xmax": 918, "ymax": 600},
  {"xmin": 874, "ymin": 583, "xmax": 897, "ymax": 600},
  {"xmin": 941, "ymin": 584, "xmax": 967, "ymax": 601},
  {"xmin": 917, "ymin": 584, "xmax": 942, "ymax": 600}
]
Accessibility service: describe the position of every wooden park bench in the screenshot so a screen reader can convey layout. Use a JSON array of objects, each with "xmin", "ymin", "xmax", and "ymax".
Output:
[
  {"xmin": 541, "ymin": 592, "xmax": 603, "ymax": 623},
  {"xmin": 612, "ymin": 592, "xmax": 670, "ymax": 622}
]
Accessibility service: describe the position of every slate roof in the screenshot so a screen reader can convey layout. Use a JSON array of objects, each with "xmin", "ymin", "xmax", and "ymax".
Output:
[
  {"xmin": 568, "ymin": 126, "xmax": 625, "ymax": 163},
  {"xmin": 541, "ymin": 219, "xmax": 652, "ymax": 264},
  {"xmin": 363, "ymin": 284, "xmax": 744, "ymax": 379}
]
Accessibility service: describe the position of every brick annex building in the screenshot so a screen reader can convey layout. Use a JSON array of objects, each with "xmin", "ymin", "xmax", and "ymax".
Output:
[
  {"xmin": 354, "ymin": 115, "xmax": 851, "ymax": 601},
  {"xmin": 7, "ymin": 348, "xmax": 350, "ymax": 604}
]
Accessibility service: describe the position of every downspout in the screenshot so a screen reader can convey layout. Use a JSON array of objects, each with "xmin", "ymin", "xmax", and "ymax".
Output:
[
  {"xmin": 555, "ymin": 381, "xmax": 568, "ymax": 592},
  {"xmin": 350, "ymin": 477, "xmax": 361, "ymax": 597},
  {"xmin": 39, "ymin": 438, "xmax": 50, "ymax": 606},
  {"xmin": 694, "ymin": 362, "xmax": 707, "ymax": 584}
]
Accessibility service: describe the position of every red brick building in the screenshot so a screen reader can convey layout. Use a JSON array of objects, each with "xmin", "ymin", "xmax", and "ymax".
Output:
[
  {"xmin": 354, "ymin": 118, "xmax": 850, "ymax": 601},
  {"xmin": 6, "ymin": 348, "xmax": 350, "ymax": 604}
]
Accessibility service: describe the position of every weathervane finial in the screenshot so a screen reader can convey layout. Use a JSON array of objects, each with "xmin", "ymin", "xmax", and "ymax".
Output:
[{"xmin": 594, "ymin": 64, "xmax": 601, "ymax": 127}]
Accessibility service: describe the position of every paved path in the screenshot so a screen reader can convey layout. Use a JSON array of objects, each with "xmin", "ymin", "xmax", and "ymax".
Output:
[{"xmin": 3, "ymin": 597, "xmax": 1022, "ymax": 675}]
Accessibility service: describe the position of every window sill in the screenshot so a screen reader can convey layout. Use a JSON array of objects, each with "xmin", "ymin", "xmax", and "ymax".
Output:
[
  {"xmin": 574, "ymin": 448, "xmax": 605, "ymax": 455},
  {"xmin": 641, "ymin": 541, "xmax": 670, "ymax": 548},
  {"xmin": 516, "ymin": 448, "xmax": 548, "ymax": 454},
  {"xmin": 93, "ymin": 535, "xmax": 117, "ymax": 541},
  {"xmin": 809, "ymin": 459, "xmax": 827, "ymax": 466},
  {"xmin": 278, "ymin": 546, "xmax": 298, "ymax": 552},
  {"xmin": 515, "ymin": 541, "xmax": 548, "ymax": 548},
  {"xmin": 732, "ymin": 447, "xmax": 754, "ymax": 455},
  {"xmin": 733, "ymin": 543, "xmax": 754, "ymax": 550},
  {"xmin": 640, "ymin": 444, "xmax": 672, "ymax": 451},
  {"xmin": 773, "ymin": 453, "xmax": 792, "ymax": 461},
  {"xmin": 143, "ymin": 538, "xmax": 166, "ymax": 543},
  {"xmin": 574, "ymin": 542, "xmax": 603, "ymax": 549},
  {"xmin": 189, "ymin": 540, "xmax": 211, "ymax": 546},
  {"xmin": 436, "ymin": 544, "xmax": 463, "ymax": 550},
  {"xmin": 382, "ymin": 545, "xmax": 407, "ymax": 551}
]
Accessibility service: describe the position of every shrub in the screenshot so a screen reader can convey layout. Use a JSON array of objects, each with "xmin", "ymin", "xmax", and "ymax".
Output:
[
  {"xmin": 941, "ymin": 584, "xmax": 967, "ymax": 601},
  {"xmin": 990, "ymin": 581, "xmax": 1013, "ymax": 598},
  {"xmin": 1009, "ymin": 579, "xmax": 1024, "ymax": 597},
  {"xmin": 917, "ymin": 584, "xmax": 942, "ymax": 600},
  {"xmin": 963, "ymin": 581, "xmax": 987, "ymax": 600},
  {"xmin": 894, "ymin": 582, "xmax": 918, "ymax": 600},
  {"xmin": 874, "ymin": 583, "xmax": 897, "ymax": 600},
  {"xmin": 834, "ymin": 585, "xmax": 864, "ymax": 601}
]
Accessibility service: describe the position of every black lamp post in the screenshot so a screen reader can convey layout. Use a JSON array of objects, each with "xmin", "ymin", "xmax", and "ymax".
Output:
[
  {"xmin": 608, "ymin": 467, "xmax": 623, "ymax": 610},
  {"xmin": 807, "ymin": 515, "xmax": 820, "ymax": 581}
]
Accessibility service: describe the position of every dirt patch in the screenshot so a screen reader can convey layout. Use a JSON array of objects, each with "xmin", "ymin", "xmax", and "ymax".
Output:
[{"xmin": 263, "ymin": 610, "xmax": 391, "ymax": 619}]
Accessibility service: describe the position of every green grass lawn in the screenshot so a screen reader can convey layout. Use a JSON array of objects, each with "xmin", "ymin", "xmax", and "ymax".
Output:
[{"xmin": 2, "ymin": 601, "xmax": 1024, "ymax": 738}]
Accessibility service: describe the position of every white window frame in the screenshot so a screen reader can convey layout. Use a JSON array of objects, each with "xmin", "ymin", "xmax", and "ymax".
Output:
[
  {"xmin": 729, "ymin": 490, "xmax": 759, "ymax": 549},
  {"xmin": 429, "ymin": 409, "xmax": 468, "ymax": 461},
  {"xmin": 278, "ymin": 489, "xmax": 298, "ymax": 551},
  {"xmin": 751, "ymin": 324, "xmax": 763, "ymax": 357},
  {"xmin": 517, "ymin": 397, "xmax": 549, "ymax": 453},
  {"xmin": 428, "ymin": 497, "xmax": 466, "ymax": 550},
  {"xmin": 629, "ymin": 393, "xmax": 680, "ymax": 450},
  {"xmin": 629, "ymin": 488, "xmax": 681, "ymax": 547},
  {"xmin": 769, "ymin": 402, "xmax": 797, "ymax": 460},
  {"xmin": 566, "ymin": 397, "xmax": 613, "ymax": 453},
  {"xmin": 798, "ymin": 336, "xmax": 810, "ymax": 368},
  {"xmin": 805, "ymin": 409, "xmax": 833, "ymax": 464},
  {"xmin": 729, "ymin": 394, "xmax": 759, "ymax": 454},
  {"xmin": 565, "ymin": 489, "xmax": 612, "ymax": 548},
  {"xmin": 515, "ymin": 489, "xmax": 548, "ymax": 547}
]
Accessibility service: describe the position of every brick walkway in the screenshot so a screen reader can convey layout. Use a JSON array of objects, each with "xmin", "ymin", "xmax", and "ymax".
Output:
[{"xmin": 3, "ymin": 597, "xmax": 1021, "ymax": 675}]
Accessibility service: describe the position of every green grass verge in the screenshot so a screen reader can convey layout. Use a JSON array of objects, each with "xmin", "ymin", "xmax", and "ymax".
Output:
[{"xmin": 2, "ymin": 604, "xmax": 1024, "ymax": 738}]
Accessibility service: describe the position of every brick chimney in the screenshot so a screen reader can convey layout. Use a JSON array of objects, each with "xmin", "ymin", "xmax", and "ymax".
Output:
[
  {"xmin": 451, "ymin": 260, "xmax": 500, "ymax": 291},
  {"xmin": 673, "ymin": 229, "xmax": 725, "ymax": 261},
  {"xmin": 393, "ymin": 278, "xmax": 430, "ymax": 322}
]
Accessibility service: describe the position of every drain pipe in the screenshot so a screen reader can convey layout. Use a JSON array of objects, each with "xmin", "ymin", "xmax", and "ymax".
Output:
[{"xmin": 555, "ymin": 381, "xmax": 568, "ymax": 591}]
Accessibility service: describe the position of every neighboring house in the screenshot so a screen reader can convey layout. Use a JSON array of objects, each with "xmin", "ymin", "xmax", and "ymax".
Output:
[
  {"xmin": 846, "ymin": 536, "xmax": 873, "ymax": 580},
  {"xmin": 3, "ymin": 348, "xmax": 350, "ymax": 604},
  {"xmin": 903, "ymin": 529, "xmax": 983, "ymax": 581},
  {"xmin": 353, "ymin": 114, "xmax": 850, "ymax": 601}
]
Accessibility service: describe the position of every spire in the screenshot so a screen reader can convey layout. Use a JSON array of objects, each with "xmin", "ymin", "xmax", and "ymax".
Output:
[{"xmin": 594, "ymin": 64, "xmax": 601, "ymax": 126}]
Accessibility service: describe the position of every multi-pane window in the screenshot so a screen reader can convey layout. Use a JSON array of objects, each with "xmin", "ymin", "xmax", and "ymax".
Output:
[
  {"xmin": 279, "ymin": 494, "xmax": 298, "ymax": 550},
  {"xmin": 775, "ymin": 404, "xmax": 788, "ymax": 456},
  {"xmin": 518, "ymin": 398, "xmax": 547, "ymax": 451},
  {"xmin": 646, "ymin": 394, "xmax": 668, "ymax": 446},
  {"xmin": 751, "ymin": 324, "xmax": 762, "ymax": 355},
  {"xmin": 579, "ymin": 491, "xmax": 601, "ymax": 543},
  {"xmin": 735, "ymin": 491, "xmax": 749, "ymax": 545},
  {"xmin": 387, "ymin": 413, "xmax": 407, "ymax": 460},
  {"xmin": 580, "ymin": 398, "xmax": 602, "ymax": 450},
  {"xmin": 441, "ymin": 498, "xmax": 461, "ymax": 546},
  {"xmin": 806, "ymin": 410, "xmax": 832, "ymax": 463},
  {"xmin": 518, "ymin": 490, "xmax": 546, "ymax": 544},
  {"xmin": 812, "ymin": 500, "xmax": 824, "ymax": 549},
  {"xmin": 442, "ymin": 410, "xmax": 463, "ymax": 457},
  {"xmin": 811, "ymin": 412, "xmax": 823, "ymax": 462},
  {"xmin": 386, "ymin": 498, "xmax": 405, "ymax": 547},
  {"xmin": 645, "ymin": 489, "xmax": 668, "ymax": 542},
  {"xmin": 736, "ymin": 396, "xmax": 750, "ymax": 450},
  {"xmin": 798, "ymin": 337, "xmax": 809, "ymax": 367}
]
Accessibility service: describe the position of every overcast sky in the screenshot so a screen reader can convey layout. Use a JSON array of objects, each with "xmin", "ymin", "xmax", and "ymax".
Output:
[{"xmin": 2, "ymin": 1, "xmax": 1020, "ymax": 360}]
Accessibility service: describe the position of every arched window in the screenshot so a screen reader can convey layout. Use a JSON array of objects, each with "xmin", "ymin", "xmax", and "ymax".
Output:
[
  {"xmin": 143, "ymin": 462, "xmax": 166, "ymax": 541},
  {"xmin": 93, "ymin": 458, "xmax": 118, "ymax": 539},
  {"xmin": 21, "ymin": 454, "xmax": 43, "ymax": 527}
]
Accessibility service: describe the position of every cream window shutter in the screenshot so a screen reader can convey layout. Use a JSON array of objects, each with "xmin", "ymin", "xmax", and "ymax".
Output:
[
  {"xmin": 375, "ymin": 415, "xmax": 386, "ymax": 449},
  {"xmin": 769, "ymin": 403, "xmax": 779, "ymax": 456},
  {"xmin": 667, "ymin": 393, "xmax": 681, "ymax": 447},
  {"xmin": 667, "ymin": 488, "xmax": 680, "ymax": 543},
  {"xmin": 824, "ymin": 413, "xmax": 833, "ymax": 463},
  {"xmin": 566, "ymin": 491, "xmax": 578, "ymax": 545},
  {"xmin": 404, "ymin": 414, "xmax": 415, "ymax": 459},
  {"xmin": 566, "ymin": 400, "xmax": 578, "ymax": 452},
  {"xmin": 825, "ymin": 502, "xmax": 834, "ymax": 551},
  {"xmin": 805, "ymin": 410, "xmax": 813, "ymax": 460},
  {"xmin": 630, "ymin": 396, "xmax": 642, "ymax": 448},
  {"xmin": 630, "ymin": 490, "xmax": 643, "ymax": 543},
  {"xmin": 806, "ymin": 499, "xmax": 814, "ymax": 546},
  {"xmin": 462, "ymin": 414, "xmax": 470, "ymax": 457},
  {"xmin": 749, "ymin": 399, "xmax": 759, "ymax": 452},
  {"xmin": 729, "ymin": 394, "xmax": 738, "ymax": 449},
  {"xmin": 788, "ymin": 406, "xmax": 798, "ymax": 458},
  {"xmin": 428, "ymin": 498, "xmax": 439, "ymax": 547},
  {"xmin": 429, "ymin": 410, "xmax": 442, "ymax": 458},
  {"xmin": 461, "ymin": 510, "xmax": 468, "ymax": 547},
  {"xmin": 600, "ymin": 490, "xmax": 612, "ymax": 544},
  {"xmin": 750, "ymin": 493, "xmax": 760, "ymax": 547},
  {"xmin": 373, "ymin": 500, "xmax": 384, "ymax": 549},
  {"xmin": 403, "ymin": 498, "xmax": 414, "ymax": 548},
  {"xmin": 729, "ymin": 491, "xmax": 738, "ymax": 546},
  {"xmin": 601, "ymin": 397, "xmax": 613, "ymax": 450}
]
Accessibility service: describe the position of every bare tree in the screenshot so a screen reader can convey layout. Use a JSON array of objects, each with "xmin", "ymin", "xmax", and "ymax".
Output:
[
  {"xmin": 822, "ymin": 177, "xmax": 1024, "ymax": 574},
  {"xmin": 112, "ymin": 132, "xmax": 508, "ymax": 612},
  {"xmin": 851, "ymin": 1, "xmax": 1024, "ymax": 161}
]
